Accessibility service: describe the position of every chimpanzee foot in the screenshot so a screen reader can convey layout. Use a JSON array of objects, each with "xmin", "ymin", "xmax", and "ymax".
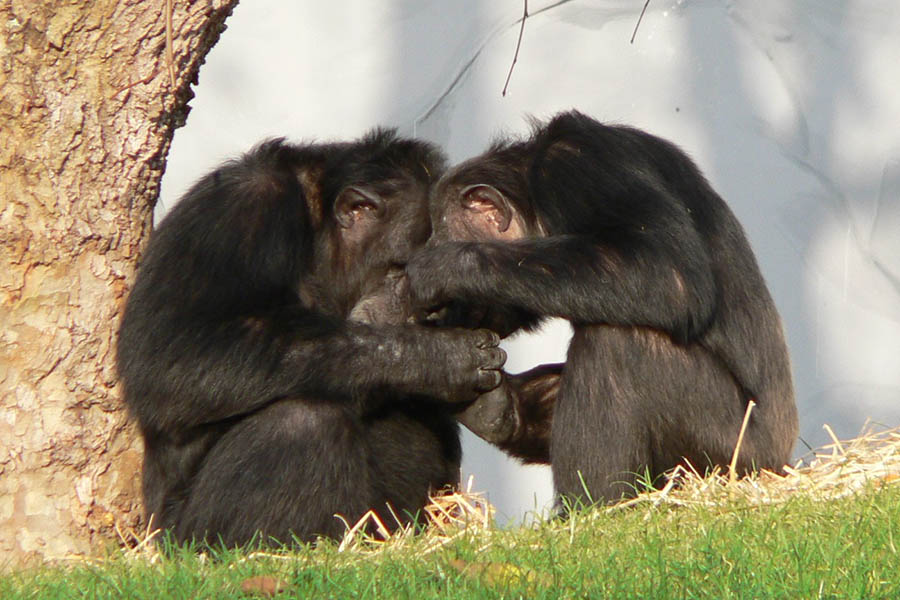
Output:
[{"xmin": 455, "ymin": 380, "xmax": 520, "ymax": 444}]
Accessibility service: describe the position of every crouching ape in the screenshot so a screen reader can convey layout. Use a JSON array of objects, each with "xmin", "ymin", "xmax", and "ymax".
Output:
[
  {"xmin": 409, "ymin": 110, "xmax": 798, "ymax": 507},
  {"xmin": 116, "ymin": 131, "xmax": 506, "ymax": 546}
]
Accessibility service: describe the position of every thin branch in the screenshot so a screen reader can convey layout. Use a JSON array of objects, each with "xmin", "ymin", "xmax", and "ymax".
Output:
[
  {"xmin": 416, "ymin": 1, "xmax": 577, "ymax": 130},
  {"xmin": 630, "ymin": 0, "xmax": 651, "ymax": 44},
  {"xmin": 502, "ymin": 0, "xmax": 529, "ymax": 97}
]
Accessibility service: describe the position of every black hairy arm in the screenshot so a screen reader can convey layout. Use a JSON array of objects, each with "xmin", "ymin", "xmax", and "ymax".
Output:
[
  {"xmin": 407, "ymin": 227, "xmax": 716, "ymax": 344},
  {"xmin": 118, "ymin": 306, "xmax": 503, "ymax": 435}
]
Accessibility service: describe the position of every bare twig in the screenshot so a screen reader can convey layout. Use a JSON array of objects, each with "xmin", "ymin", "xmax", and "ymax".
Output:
[
  {"xmin": 630, "ymin": 0, "xmax": 651, "ymax": 44},
  {"xmin": 502, "ymin": 0, "xmax": 529, "ymax": 97}
]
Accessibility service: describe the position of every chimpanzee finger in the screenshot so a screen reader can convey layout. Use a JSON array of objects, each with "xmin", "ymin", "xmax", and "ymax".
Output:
[
  {"xmin": 474, "ymin": 329, "xmax": 501, "ymax": 349},
  {"xmin": 475, "ymin": 368, "xmax": 503, "ymax": 392},
  {"xmin": 481, "ymin": 346, "xmax": 507, "ymax": 370}
]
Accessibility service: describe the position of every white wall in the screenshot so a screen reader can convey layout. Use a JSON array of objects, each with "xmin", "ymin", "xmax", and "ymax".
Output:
[{"xmin": 159, "ymin": 0, "xmax": 900, "ymax": 523}]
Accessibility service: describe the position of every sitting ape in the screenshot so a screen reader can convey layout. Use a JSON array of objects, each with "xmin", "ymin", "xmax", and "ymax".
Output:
[
  {"xmin": 408, "ymin": 110, "xmax": 798, "ymax": 505},
  {"xmin": 116, "ymin": 131, "xmax": 506, "ymax": 546}
]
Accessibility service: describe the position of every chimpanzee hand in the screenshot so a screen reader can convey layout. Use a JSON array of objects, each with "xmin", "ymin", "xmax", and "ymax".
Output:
[
  {"xmin": 398, "ymin": 327, "xmax": 505, "ymax": 403},
  {"xmin": 406, "ymin": 242, "xmax": 474, "ymax": 322},
  {"xmin": 407, "ymin": 242, "xmax": 524, "ymax": 335}
]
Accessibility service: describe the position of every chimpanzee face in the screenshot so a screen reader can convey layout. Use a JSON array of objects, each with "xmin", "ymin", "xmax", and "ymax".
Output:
[
  {"xmin": 335, "ymin": 176, "xmax": 431, "ymax": 263},
  {"xmin": 331, "ymin": 175, "xmax": 432, "ymax": 325},
  {"xmin": 323, "ymin": 168, "xmax": 436, "ymax": 319}
]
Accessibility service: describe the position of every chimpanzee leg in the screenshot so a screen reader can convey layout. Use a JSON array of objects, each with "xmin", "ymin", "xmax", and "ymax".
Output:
[
  {"xmin": 363, "ymin": 403, "xmax": 461, "ymax": 523},
  {"xmin": 176, "ymin": 400, "xmax": 376, "ymax": 546},
  {"xmin": 552, "ymin": 326, "xmax": 787, "ymax": 507}
]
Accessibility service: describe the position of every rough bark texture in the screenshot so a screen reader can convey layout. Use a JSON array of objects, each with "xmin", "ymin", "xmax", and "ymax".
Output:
[{"xmin": 0, "ymin": 0, "xmax": 237, "ymax": 566}]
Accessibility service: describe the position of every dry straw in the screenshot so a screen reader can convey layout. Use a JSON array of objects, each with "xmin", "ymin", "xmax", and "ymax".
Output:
[
  {"xmin": 339, "ymin": 420, "xmax": 900, "ymax": 555},
  {"xmin": 336, "ymin": 474, "xmax": 494, "ymax": 555},
  {"xmin": 610, "ymin": 422, "xmax": 900, "ymax": 512},
  {"xmin": 107, "ymin": 422, "xmax": 900, "ymax": 562}
]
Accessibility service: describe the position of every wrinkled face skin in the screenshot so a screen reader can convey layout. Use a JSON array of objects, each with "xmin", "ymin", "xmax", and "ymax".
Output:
[
  {"xmin": 334, "ymin": 176, "xmax": 433, "ymax": 271},
  {"xmin": 335, "ymin": 174, "xmax": 433, "ymax": 303},
  {"xmin": 304, "ymin": 168, "xmax": 436, "ymax": 319},
  {"xmin": 338, "ymin": 169, "xmax": 435, "ymax": 326}
]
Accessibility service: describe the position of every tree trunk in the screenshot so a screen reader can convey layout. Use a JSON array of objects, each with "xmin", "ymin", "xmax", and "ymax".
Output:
[{"xmin": 0, "ymin": 0, "xmax": 237, "ymax": 566}]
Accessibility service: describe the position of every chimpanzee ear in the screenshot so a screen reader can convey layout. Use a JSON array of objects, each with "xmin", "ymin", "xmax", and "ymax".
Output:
[
  {"xmin": 460, "ymin": 184, "xmax": 513, "ymax": 233},
  {"xmin": 334, "ymin": 186, "xmax": 385, "ymax": 229}
]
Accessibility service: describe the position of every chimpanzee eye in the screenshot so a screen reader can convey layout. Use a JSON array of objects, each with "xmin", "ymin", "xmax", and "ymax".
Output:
[{"xmin": 346, "ymin": 188, "xmax": 385, "ymax": 217}]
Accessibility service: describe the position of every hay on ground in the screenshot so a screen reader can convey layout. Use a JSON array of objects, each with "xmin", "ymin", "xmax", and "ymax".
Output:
[
  {"xmin": 336, "ymin": 475, "xmax": 494, "ymax": 554},
  {"xmin": 109, "ymin": 423, "xmax": 900, "ymax": 561},
  {"xmin": 610, "ymin": 423, "xmax": 900, "ymax": 511}
]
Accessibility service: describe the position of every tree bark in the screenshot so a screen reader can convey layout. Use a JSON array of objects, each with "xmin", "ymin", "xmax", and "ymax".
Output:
[{"xmin": 0, "ymin": 0, "xmax": 237, "ymax": 565}]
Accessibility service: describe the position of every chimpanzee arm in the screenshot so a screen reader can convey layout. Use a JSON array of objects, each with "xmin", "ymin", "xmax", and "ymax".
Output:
[
  {"xmin": 118, "ymin": 306, "xmax": 504, "ymax": 435},
  {"xmin": 456, "ymin": 363, "xmax": 561, "ymax": 463},
  {"xmin": 407, "ymin": 226, "xmax": 715, "ymax": 344}
]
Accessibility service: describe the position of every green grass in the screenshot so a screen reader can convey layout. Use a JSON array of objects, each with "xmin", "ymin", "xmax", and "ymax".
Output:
[{"xmin": 3, "ymin": 482, "xmax": 899, "ymax": 599}]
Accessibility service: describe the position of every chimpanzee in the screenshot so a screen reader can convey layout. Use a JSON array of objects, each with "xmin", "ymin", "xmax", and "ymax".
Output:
[
  {"xmin": 116, "ymin": 130, "xmax": 507, "ymax": 547},
  {"xmin": 407, "ymin": 110, "xmax": 798, "ymax": 506}
]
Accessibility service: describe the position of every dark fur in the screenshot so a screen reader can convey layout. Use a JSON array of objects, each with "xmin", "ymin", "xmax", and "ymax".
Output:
[
  {"xmin": 117, "ymin": 131, "xmax": 506, "ymax": 546},
  {"xmin": 409, "ymin": 111, "xmax": 798, "ymax": 505}
]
